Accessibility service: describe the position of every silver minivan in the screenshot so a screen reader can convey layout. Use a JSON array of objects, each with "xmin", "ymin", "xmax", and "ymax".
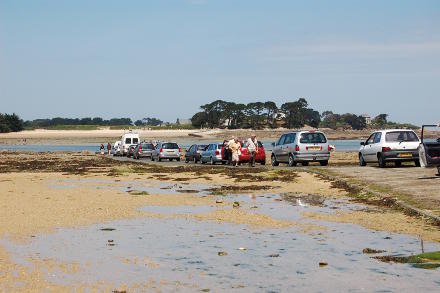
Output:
[
  {"xmin": 271, "ymin": 131, "xmax": 330, "ymax": 166},
  {"xmin": 151, "ymin": 142, "xmax": 181, "ymax": 162}
]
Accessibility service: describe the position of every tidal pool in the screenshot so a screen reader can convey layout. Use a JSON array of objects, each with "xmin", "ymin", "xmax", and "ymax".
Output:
[{"xmin": 2, "ymin": 180, "xmax": 439, "ymax": 292}]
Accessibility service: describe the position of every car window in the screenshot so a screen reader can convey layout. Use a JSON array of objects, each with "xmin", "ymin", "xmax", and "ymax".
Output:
[
  {"xmin": 142, "ymin": 143, "xmax": 153, "ymax": 149},
  {"xmin": 288, "ymin": 133, "xmax": 296, "ymax": 144},
  {"xmin": 217, "ymin": 144, "xmax": 222, "ymax": 149},
  {"xmin": 366, "ymin": 133, "xmax": 375, "ymax": 145},
  {"xmin": 257, "ymin": 141, "xmax": 263, "ymax": 148},
  {"xmin": 385, "ymin": 131, "xmax": 419, "ymax": 142},
  {"xmin": 373, "ymin": 132, "xmax": 382, "ymax": 144},
  {"xmin": 198, "ymin": 145, "xmax": 207, "ymax": 151},
  {"xmin": 125, "ymin": 138, "xmax": 131, "ymax": 144},
  {"xmin": 133, "ymin": 138, "xmax": 139, "ymax": 144},
  {"xmin": 162, "ymin": 143, "xmax": 178, "ymax": 149},
  {"xmin": 284, "ymin": 133, "xmax": 293, "ymax": 145},
  {"xmin": 300, "ymin": 133, "xmax": 327, "ymax": 144},
  {"xmin": 277, "ymin": 135, "xmax": 286, "ymax": 145}
]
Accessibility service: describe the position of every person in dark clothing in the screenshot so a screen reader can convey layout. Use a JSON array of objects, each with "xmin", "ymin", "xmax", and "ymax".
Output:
[{"xmin": 107, "ymin": 142, "xmax": 111, "ymax": 155}]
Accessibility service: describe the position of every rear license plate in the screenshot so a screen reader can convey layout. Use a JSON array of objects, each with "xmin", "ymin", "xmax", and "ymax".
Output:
[
  {"xmin": 167, "ymin": 151, "xmax": 174, "ymax": 153},
  {"xmin": 398, "ymin": 153, "xmax": 412, "ymax": 157},
  {"xmin": 309, "ymin": 146, "xmax": 320, "ymax": 151}
]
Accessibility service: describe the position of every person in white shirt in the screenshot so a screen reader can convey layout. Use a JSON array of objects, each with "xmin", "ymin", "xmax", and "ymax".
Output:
[{"xmin": 246, "ymin": 135, "xmax": 258, "ymax": 167}]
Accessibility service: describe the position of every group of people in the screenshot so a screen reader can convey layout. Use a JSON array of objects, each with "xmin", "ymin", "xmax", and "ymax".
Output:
[
  {"xmin": 99, "ymin": 143, "xmax": 112, "ymax": 155},
  {"xmin": 223, "ymin": 135, "xmax": 259, "ymax": 167}
]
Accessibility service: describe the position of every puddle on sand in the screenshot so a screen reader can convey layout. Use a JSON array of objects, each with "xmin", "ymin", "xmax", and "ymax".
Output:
[{"xmin": 2, "ymin": 180, "xmax": 440, "ymax": 291}]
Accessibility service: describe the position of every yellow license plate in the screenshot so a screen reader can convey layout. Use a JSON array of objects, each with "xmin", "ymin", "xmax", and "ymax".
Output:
[
  {"xmin": 399, "ymin": 153, "xmax": 412, "ymax": 157},
  {"xmin": 309, "ymin": 146, "xmax": 320, "ymax": 151}
]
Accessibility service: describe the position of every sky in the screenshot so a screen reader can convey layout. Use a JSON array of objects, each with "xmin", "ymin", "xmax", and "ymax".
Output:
[{"xmin": 0, "ymin": 0, "xmax": 439, "ymax": 125}]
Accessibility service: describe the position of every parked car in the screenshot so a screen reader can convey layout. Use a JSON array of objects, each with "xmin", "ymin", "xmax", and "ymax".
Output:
[
  {"xmin": 133, "ymin": 142, "xmax": 154, "ymax": 160},
  {"xmin": 359, "ymin": 129, "xmax": 420, "ymax": 168},
  {"xmin": 200, "ymin": 143, "xmax": 224, "ymax": 165},
  {"xmin": 151, "ymin": 142, "xmax": 181, "ymax": 162},
  {"xmin": 185, "ymin": 144, "xmax": 208, "ymax": 163},
  {"xmin": 271, "ymin": 131, "xmax": 331, "ymax": 166},
  {"xmin": 127, "ymin": 145, "xmax": 136, "ymax": 157},
  {"xmin": 121, "ymin": 132, "xmax": 140, "ymax": 156},
  {"xmin": 113, "ymin": 141, "xmax": 121, "ymax": 156},
  {"xmin": 418, "ymin": 124, "xmax": 440, "ymax": 175},
  {"xmin": 239, "ymin": 141, "xmax": 266, "ymax": 165}
]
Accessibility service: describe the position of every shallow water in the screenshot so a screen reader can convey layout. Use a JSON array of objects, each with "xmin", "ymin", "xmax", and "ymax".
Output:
[{"xmin": 2, "ymin": 180, "xmax": 440, "ymax": 291}]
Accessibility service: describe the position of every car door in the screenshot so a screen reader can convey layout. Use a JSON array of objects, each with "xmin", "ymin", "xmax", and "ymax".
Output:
[
  {"xmin": 283, "ymin": 133, "xmax": 295, "ymax": 161},
  {"xmin": 362, "ymin": 133, "xmax": 377, "ymax": 162},
  {"xmin": 273, "ymin": 134, "xmax": 287, "ymax": 162},
  {"xmin": 370, "ymin": 132, "xmax": 382, "ymax": 162}
]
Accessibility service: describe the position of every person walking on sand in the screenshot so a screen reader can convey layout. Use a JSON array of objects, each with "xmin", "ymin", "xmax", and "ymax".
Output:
[
  {"xmin": 247, "ymin": 135, "xmax": 258, "ymax": 167},
  {"xmin": 227, "ymin": 136, "xmax": 235, "ymax": 165},
  {"xmin": 107, "ymin": 142, "xmax": 111, "ymax": 155},
  {"xmin": 230, "ymin": 137, "xmax": 241, "ymax": 167}
]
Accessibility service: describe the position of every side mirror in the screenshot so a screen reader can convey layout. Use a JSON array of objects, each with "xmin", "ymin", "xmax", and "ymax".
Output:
[
  {"xmin": 271, "ymin": 142, "xmax": 275, "ymax": 147},
  {"xmin": 360, "ymin": 142, "xmax": 365, "ymax": 146}
]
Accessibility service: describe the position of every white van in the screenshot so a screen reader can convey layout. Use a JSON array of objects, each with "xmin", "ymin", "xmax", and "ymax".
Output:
[{"xmin": 121, "ymin": 132, "xmax": 140, "ymax": 156}]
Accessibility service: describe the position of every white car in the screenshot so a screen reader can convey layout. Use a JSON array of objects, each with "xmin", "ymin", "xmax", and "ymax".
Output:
[
  {"xmin": 359, "ymin": 129, "xmax": 420, "ymax": 168},
  {"xmin": 113, "ymin": 140, "xmax": 121, "ymax": 156}
]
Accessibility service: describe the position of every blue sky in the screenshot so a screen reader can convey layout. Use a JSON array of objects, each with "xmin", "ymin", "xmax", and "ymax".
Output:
[{"xmin": 1, "ymin": 0, "xmax": 439, "ymax": 125}]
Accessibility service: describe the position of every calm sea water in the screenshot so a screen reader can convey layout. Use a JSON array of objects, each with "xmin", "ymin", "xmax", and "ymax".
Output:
[{"xmin": 0, "ymin": 140, "xmax": 363, "ymax": 152}]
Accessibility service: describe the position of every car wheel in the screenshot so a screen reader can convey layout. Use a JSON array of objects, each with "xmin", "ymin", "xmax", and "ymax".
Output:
[
  {"xmin": 395, "ymin": 161, "xmax": 402, "ymax": 167},
  {"xmin": 359, "ymin": 153, "xmax": 367, "ymax": 166},
  {"xmin": 320, "ymin": 160, "xmax": 328, "ymax": 166},
  {"xmin": 271, "ymin": 155, "xmax": 279, "ymax": 166},
  {"xmin": 201, "ymin": 158, "xmax": 206, "ymax": 164},
  {"xmin": 177, "ymin": 158, "xmax": 180, "ymax": 162},
  {"xmin": 301, "ymin": 162, "xmax": 309, "ymax": 166},
  {"xmin": 221, "ymin": 160, "xmax": 226, "ymax": 165},
  {"xmin": 210, "ymin": 157, "xmax": 215, "ymax": 165},
  {"xmin": 260, "ymin": 160, "xmax": 266, "ymax": 165},
  {"xmin": 378, "ymin": 154, "xmax": 386, "ymax": 168},
  {"xmin": 414, "ymin": 160, "xmax": 421, "ymax": 167},
  {"xmin": 288, "ymin": 154, "xmax": 297, "ymax": 167}
]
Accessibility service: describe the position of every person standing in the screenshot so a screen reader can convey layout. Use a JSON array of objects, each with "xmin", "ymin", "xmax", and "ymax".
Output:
[
  {"xmin": 247, "ymin": 135, "xmax": 258, "ymax": 167},
  {"xmin": 100, "ymin": 144, "xmax": 105, "ymax": 155},
  {"xmin": 107, "ymin": 142, "xmax": 111, "ymax": 155},
  {"xmin": 227, "ymin": 136, "xmax": 235, "ymax": 165},
  {"xmin": 230, "ymin": 137, "xmax": 241, "ymax": 167}
]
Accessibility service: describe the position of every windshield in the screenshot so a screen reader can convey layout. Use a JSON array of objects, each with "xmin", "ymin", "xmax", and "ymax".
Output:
[
  {"xmin": 162, "ymin": 143, "xmax": 179, "ymax": 149},
  {"xmin": 141, "ymin": 143, "xmax": 153, "ymax": 149},
  {"xmin": 385, "ymin": 131, "xmax": 418, "ymax": 142},
  {"xmin": 300, "ymin": 133, "xmax": 327, "ymax": 144}
]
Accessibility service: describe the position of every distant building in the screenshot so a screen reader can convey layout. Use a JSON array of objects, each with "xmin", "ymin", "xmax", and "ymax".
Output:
[
  {"xmin": 178, "ymin": 118, "xmax": 192, "ymax": 125},
  {"xmin": 361, "ymin": 114, "xmax": 371, "ymax": 125}
]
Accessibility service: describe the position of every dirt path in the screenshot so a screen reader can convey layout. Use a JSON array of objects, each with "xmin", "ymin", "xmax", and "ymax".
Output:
[{"xmin": 322, "ymin": 166, "xmax": 440, "ymax": 217}]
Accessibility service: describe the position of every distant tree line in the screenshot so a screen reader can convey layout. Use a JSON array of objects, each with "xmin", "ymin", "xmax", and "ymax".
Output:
[
  {"xmin": 191, "ymin": 99, "xmax": 418, "ymax": 130},
  {"xmin": 191, "ymin": 99, "xmax": 321, "ymax": 129},
  {"xmin": 0, "ymin": 113, "xmax": 24, "ymax": 133},
  {"xmin": 134, "ymin": 117, "xmax": 164, "ymax": 127},
  {"xmin": 24, "ymin": 117, "xmax": 134, "ymax": 128}
]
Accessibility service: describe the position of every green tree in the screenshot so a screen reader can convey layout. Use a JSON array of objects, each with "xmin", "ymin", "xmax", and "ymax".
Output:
[{"xmin": 191, "ymin": 112, "xmax": 208, "ymax": 128}]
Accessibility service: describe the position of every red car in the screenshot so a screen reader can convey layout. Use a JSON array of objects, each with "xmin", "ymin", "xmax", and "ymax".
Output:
[{"xmin": 221, "ymin": 141, "xmax": 266, "ymax": 165}]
